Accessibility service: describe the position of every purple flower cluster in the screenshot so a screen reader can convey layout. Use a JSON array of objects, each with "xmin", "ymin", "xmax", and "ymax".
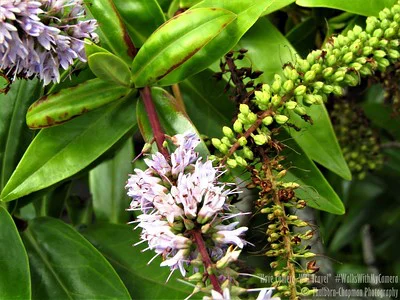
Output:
[
  {"xmin": 126, "ymin": 132, "xmax": 248, "ymax": 277},
  {"xmin": 0, "ymin": 0, "xmax": 97, "ymax": 85}
]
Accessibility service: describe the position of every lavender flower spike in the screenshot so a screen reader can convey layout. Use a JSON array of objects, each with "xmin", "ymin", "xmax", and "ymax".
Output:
[
  {"xmin": 0, "ymin": 0, "xmax": 98, "ymax": 85},
  {"xmin": 126, "ymin": 131, "xmax": 248, "ymax": 278}
]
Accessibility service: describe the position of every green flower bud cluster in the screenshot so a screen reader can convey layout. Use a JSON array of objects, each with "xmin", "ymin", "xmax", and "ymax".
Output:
[
  {"xmin": 330, "ymin": 99, "xmax": 383, "ymax": 180},
  {"xmin": 248, "ymin": 156, "xmax": 316, "ymax": 299}
]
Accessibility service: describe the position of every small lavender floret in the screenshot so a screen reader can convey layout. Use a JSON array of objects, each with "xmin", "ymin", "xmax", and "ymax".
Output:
[{"xmin": 0, "ymin": 0, "xmax": 98, "ymax": 85}]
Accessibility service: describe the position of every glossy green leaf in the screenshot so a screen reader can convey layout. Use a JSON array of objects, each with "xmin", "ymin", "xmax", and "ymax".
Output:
[
  {"xmin": 288, "ymin": 105, "xmax": 352, "ymax": 180},
  {"xmin": 180, "ymin": 70, "xmax": 234, "ymax": 138},
  {"xmin": 34, "ymin": 182, "xmax": 71, "ymax": 218},
  {"xmin": 89, "ymin": 139, "xmax": 133, "ymax": 223},
  {"xmin": 22, "ymin": 217, "xmax": 130, "ymax": 299},
  {"xmin": 66, "ymin": 195, "xmax": 94, "ymax": 226},
  {"xmin": 84, "ymin": 0, "xmax": 136, "ymax": 63},
  {"xmin": 131, "ymin": 8, "xmax": 237, "ymax": 87},
  {"xmin": 88, "ymin": 53, "xmax": 131, "ymax": 87},
  {"xmin": 0, "ymin": 79, "xmax": 42, "ymax": 191},
  {"xmin": 281, "ymin": 131, "xmax": 345, "ymax": 214},
  {"xmin": 133, "ymin": 0, "xmax": 274, "ymax": 87},
  {"xmin": 1, "ymin": 97, "xmax": 137, "ymax": 202},
  {"xmin": 363, "ymin": 103, "xmax": 400, "ymax": 141},
  {"xmin": 262, "ymin": 0, "xmax": 296, "ymax": 16},
  {"xmin": 228, "ymin": 18, "xmax": 351, "ymax": 180},
  {"xmin": 137, "ymin": 87, "xmax": 209, "ymax": 157},
  {"xmin": 113, "ymin": 0, "xmax": 165, "ymax": 47},
  {"xmin": 80, "ymin": 223, "xmax": 191, "ymax": 299},
  {"xmin": 0, "ymin": 207, "xmax": 30, "ymax": 299},
  {"xmin": 26, "ymin": 79, "xmax": 130, "ymax": 129},
  {"xmin": 296, "ymin": 0, "xmax": 397, "ymax": 16}
]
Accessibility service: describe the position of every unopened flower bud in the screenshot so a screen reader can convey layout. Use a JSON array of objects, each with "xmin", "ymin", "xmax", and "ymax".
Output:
[
  {"xmin": 243, "ymin": 147, "xmax": 254, "ymax": 160},
  {"xmin": 212, "ymin": 138, "xmax": 222, "ymax": 148},
  {"xmin": 187, "ymin": 272, "xmax": 203, "ymax": 282},
  {"xmin": 283, "ymin": 79, "xmax": 294, "ymax": 92},
  {"xmin": 294, "ymin": 106, "xmax": 307, "ymax": 116},
  {"xmin": 384, "ymin": 27, "xmax": 396, "ymax": 38},
  {"xmin": 312, "ymin": 81, "xmax": 324, "ymax": 91},
  {"xmin": 285, "ymin": 101, "xmax": 297, "ymax": 110},
  {"xmin": 235, "ymin": 156, "xmax": 247, "ymax": 167},
  {"xmin": 272, "ymin": 74, "xmax": 282, "ymax": 93},
  {"xmin": 322, "ymin": 67, "xmax": 334, "ymax": 78},
  {"xmin": 238, "ymin": 136, "xmax": 247, "ymax": 146},
  {"xmin": 222, "ymin": 126, "xmax": 234, "ymax": 139},
  {"xmin": 275, "ymin": 115, "xmax": 289, "ymax": 125},
  {"xmin": 326, "ymin": 55, "xmax": 337, "ymax": 67},
  {"xmin": 322, "ymin": 85, "xmax": 334, "ymax": 94},
  {"xmin": 221, "ymin": 137, "xmax": 231, "ymax": 146},
  {"xmin": 344, "ymin": 73, "xmax": 359, "ymax": 86},
  {"xmin": 253, "ymin": 134, "xmax": 268, "ymax": 145},
  {"xmin": 271, "ymin": 94, "xmax": 281, "ymax": 107},
  {"xmin": 262, "ymin": 116, "xmax": 274, "ymax": 126},
  {"xmin": 304, "ymin": 94, "xmax": 316, "ymax": 105},
  {"xmin": 373, "ymin": 28, "xmax": 383, "ymax": 38},
  {"xmin": 239, "ymin": 104, "xmax": 250, "ymax": 115},
  {"xmin": 374, "ymin": 50, "xmax": 387, "ymax": 58},
  {"xmin": 294, "ymin": 85, "xmax": 307, "ymax": 96},
  {"xmin": 233, "ymin": 119, "xmax": 243, "ymax": 133},
  {"xmin": 227, "ymin": 159, "xmax": 237, "ymax": 169},
  {"xmin": 304, "ymin": 70, "xmax": 316, "ymax": 82},
  {"xmin": 377, "ymin": 57, "xmax": 390, "ymax": 69},
  {"xmin": 388, "ymin": 49, "xmax": 400, "ymax": 59},
  {"xmin": 342, "ymin": 52, "xmax": 354, "ymax": 64},
  {"xmin": 282, "ymin": 182, "xmax": 300, "ymax": 189},
  {"xmin": 297, "ymin": 59, "xmax": 310, "ymax": 72}
]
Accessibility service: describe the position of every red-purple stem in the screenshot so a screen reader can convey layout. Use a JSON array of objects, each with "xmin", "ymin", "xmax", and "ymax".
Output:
[
  {"xmin": 192, "ymin": 229, "xmax": 222, "ymax": 294},
  {"xmin": 140, "ymin": 87, "xmax": 170, "ymax": 159}
]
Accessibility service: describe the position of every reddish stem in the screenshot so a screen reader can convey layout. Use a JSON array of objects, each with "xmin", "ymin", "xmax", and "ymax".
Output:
[
  {"xmin": 192, "ymin": 229, "xmax": 222, "ymax": 294},
  {"xmin": 140, "ymin": 87, "xmax": 170, "ymax": 159}
]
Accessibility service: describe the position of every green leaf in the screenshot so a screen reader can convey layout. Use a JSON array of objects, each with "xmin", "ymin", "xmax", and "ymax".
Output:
[
  {"xmin": 288, "ymin": 105, "xmax": 352, "ymax": 180},
  {"xmin": 180, "ymin": 70, "xmax": 235, "ymax": 138},
  {"xmin": 80, "ymin": 223, "xmax": 191, "ymax": 299},
  {"xmin": 0, "ymin": 207, "xmax": 30, "ymax": 299},
  {"xmin": 132, "ymin": 0, "xmax": 274, "ymax": 87},
  {"xmin": 84, "ymin": 0, "xmax": 135, "ymax": 63},
  {"xmin": 22, "ymin": 217, "xmax": 130, "ymax": 299},
  {"xmin": 26, "ymin": 79, "xmax": 131, "ymax": 129},
  {"xmin": 0, "ymin": 79, "xmax": 42, "ymax": 191},
  {"xmin": 262, "ymin": 0, "xmax": 296, "ymax": 16},
  {"xmin": 1, "ymin": 97, "xmax": 137, "ymax": 202},
  {"xmin": 281, "ymin": 131, "xmax": 345, "ymax": 214},
  {"xmin": 295, "ymin": 0, "xmax": 397, "ymax": 16},
  {"xmin": 34, "ymin": 182, "xmax": 71, "ymax": 218},
  {"xmin": 113, "ymin": 0, "xmax": 165, "ymax": 47},
  {"xmin": 363, "ymin": 103, "xmax": 400, "ymax": 141},
  {"xmin": 89, "ymin": 139, "xmax": 133, "ymax": 223},
  {"xmin": 131, "ymin": 8, "xmax": 237, "ymax": 87},
  {"xmin": 137, "ymin": 87, "xmax": 209, "ymax": 157},
  {"xmin": 231, "ymin": 18, "xmax": 351, "ymax": 180},
  {"xmin": 88, "ymin": 53, "xmax": 132, "ymax": 87}
]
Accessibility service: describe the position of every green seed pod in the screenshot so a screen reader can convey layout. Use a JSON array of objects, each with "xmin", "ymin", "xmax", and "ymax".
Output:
[
  {"xmin": 322, "ymin": 67, "xmax": 334, "ymax": 78},
  {"xmin": 239, "ymin": 103, "xmax": 250, "ymax": 115},
  {"xmin": 262, "ymin": 115, "xmax": 274, "ymax": 126},
  {"xmin": 283, "ymin": 79, "xmax": 294, "ymax": 92},
  {"xmin": 238, "ymin": 136, "xmax": 247, "ymax": 146},
  {"xmin": 342, "ymin": 52, "xmax": 354, "ymax": 64},
  {"xmin": 304, "ymin": 70, "xmax": 316, "ymax": 82},
  {"xmin": 235, "ymin": 156, "xmax": 247, "ymax": 167},
  {"xmin": 233, "ymin": 119, "xmax": 243, "ymax": 133},
  {"xmin": 222, "ymin": 126, "xmax": 234, "ymax": 139},
  {"xmin": 294, "ymin": 85, "xmax": 307, "ymax": 96},
  {"xmin": 285, "ymin": 101, "xmax": 297, "ymax": 110},
  {"xmin": 227, "ymin": 158, "xmax": 237, "ymax": 168},
  {"xmin": 275, "ymin": 114, "xmax": 289, "ymax": 125}
]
